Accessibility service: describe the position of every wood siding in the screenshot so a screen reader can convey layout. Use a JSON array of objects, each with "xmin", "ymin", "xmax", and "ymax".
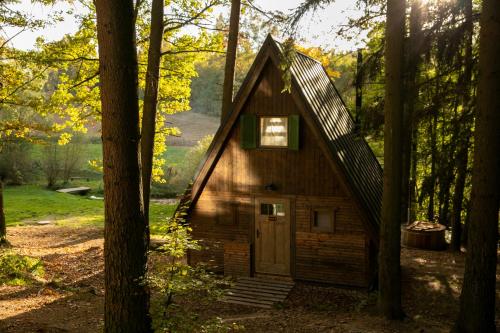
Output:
[{"xmin": 188, "ymin": 60, "xmax": 373, "ymax": 287}]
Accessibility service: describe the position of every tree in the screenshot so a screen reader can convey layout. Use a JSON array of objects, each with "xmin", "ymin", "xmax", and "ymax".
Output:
[
  {"xmin": 454, "ymin": 0, "xmax": 500, "ymax": 331},
  {"xmin": 220, "ymin": 0, "xmax": 241, "ymax": 121},
  {"xmin": 378, "ymin": 0, "xmax": 405, "ymax": 320},
  {"xmin": 0, "ymin": 2, "xmax": 55, "ymax": 244},
  {"xmin": 401, "ymin": 0, "xmax": 424, "ymax": 225},
  {"xmin": 94, "ymin": 0, "xmax": 152, "ymax": 331},
  {"xmin": 141, "ymin": 0, "xmax": 164, "ymax": 232}
]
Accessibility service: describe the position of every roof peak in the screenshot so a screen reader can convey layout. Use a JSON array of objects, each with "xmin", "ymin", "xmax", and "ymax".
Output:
[{"xmin": 265, "ymin": 34, "xmax": 324, "ymax": 66}]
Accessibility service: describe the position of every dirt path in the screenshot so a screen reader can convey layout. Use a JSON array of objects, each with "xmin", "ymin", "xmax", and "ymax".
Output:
[{"xmin": 0, "ymin": 226, "xmax": 499, "ymax": 332}]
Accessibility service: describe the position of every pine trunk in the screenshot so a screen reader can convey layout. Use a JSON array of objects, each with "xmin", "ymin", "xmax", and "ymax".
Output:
[
  {"xmin": 141, "ymin": 0, "xmax": 164, "ymax": 227},
  {"xmin": 220, "ymin": 0, "xmax": 241, "ymax": 121},
  {"xmin": 0, "ymin": 178, "xmax": 6, "ymax": 245},
  {"xmin": 450, "ymin": 135, "xmax": 469, "ymax": 251},
  {"xmin": 427, "ymin": 110, "xmax": 437, "ymax": 221},
  {"xmin": 454, "ymin": 0, "xmax": 500, "ymax": 331},
  {"xmin": 378, "ymin": 0, "xmax": 405, "ymax": 320},
  {"xmin": 409, "ymin": 126, "xmax": 418, "ymax": 222},
  {"xmin": 95, "ymin": 1, "xmax": 152, "ymax": 332},
  {"xmin": 402, "ymin": 0, "xmax": 423, "ymax": 225}
]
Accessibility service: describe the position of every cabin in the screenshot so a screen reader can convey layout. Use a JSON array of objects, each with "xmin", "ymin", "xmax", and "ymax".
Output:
[{"xmin": 179, "ymin": 35, "xmax": 382, "ymax": 288}]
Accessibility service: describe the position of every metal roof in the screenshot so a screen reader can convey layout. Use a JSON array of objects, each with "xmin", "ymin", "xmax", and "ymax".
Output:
[{"xmin": 283, "ymin": 43, "xmax": 383, "ymax": 229}]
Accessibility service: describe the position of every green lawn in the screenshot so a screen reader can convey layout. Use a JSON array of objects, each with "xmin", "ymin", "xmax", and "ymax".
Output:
[
  {"xmin": 164, "ymin": 146, "xmax": 190, "ymax": 168},
  {"xmin": 4, "ymin": 185, "xmax": 177, "ymax": 236}
]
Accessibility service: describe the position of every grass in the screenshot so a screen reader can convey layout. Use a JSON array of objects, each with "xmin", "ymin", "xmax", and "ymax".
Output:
[
  {"xmin": 4, "ymin": 185, "xmax": 177, "ymax": 236},
  {"xmin": 164, "ymin": 146, "xmax": 191, "ymax": 169}
]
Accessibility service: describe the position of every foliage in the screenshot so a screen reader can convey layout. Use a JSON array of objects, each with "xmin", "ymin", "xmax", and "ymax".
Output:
[
  {"xmin": 168, "ymin": 135, "xmax": 213, "ymax": 191},
  {"xmin": 149, "ymin": 209, "xmax": 235, "ymax": 332},
  {"xmin": 0, "ymin": 250, "xmax": 44, "ymax": 286},
  {"xmin": 189, "ymin": 8, "xmax": 278, "ymax": 117},
  {"xmin": 35, "ymin": 0, "xmax": 224, "ymax": 184}
]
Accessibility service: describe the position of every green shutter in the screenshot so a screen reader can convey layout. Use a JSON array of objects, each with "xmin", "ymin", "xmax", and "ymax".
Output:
[
  {"xmin": 288, "ymin": 115, "xmax": 300, "ymax": 150},
  {"xmin": 240, "ymin": 114, "xmax": 257, "ymax": 149}
]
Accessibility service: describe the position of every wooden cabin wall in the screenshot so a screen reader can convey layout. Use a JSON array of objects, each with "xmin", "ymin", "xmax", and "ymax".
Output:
[
  {"xmin": 203, "ymin": 61, "xmax": 346, "ymax": 197},
  {"xmin": 188, "ymin": 60, "xmax": 373, "ymax": 286},
  {"xmin": 295, "ymin": 195, "xmax": 368, "ymax": 287}
]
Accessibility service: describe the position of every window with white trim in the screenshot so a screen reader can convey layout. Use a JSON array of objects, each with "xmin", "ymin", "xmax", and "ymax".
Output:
[{"xmin": 260, "ymin": 117, "xmax": 288, "ymax": 147}]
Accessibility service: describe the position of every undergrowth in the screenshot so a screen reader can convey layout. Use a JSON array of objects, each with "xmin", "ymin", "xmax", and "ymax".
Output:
[
  {"xmin": 149, "ymin": 209, "xmax": 242, "ymax": 332},
  {"xmin": 0, "ymin": 250, "xmax": 44, "ymax": 286}
]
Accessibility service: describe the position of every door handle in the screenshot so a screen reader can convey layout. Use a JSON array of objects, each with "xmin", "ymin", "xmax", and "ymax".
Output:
[{"xmin": 256, "ymin": 229, "xmax": 260, "ymax": 238}]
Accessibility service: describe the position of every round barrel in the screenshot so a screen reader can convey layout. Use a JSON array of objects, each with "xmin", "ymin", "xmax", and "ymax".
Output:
[{"xmin": 401, "ymin": 221, "xmax": 446, "ymax": 251}]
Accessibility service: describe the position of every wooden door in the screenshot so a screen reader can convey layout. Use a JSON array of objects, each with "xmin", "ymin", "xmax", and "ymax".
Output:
[{"xmin": 255, "ymin": 198, "xmax": 290, "ymax": 276}]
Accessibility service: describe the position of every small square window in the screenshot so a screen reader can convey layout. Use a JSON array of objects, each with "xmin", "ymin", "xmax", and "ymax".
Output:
[
  {"xmin": 311, "ymin": 208, "xmax": 335, "ymax": 233},
  {"xmin": 260, "ymin": 117, "xmax": 288, "ymax": 147}
]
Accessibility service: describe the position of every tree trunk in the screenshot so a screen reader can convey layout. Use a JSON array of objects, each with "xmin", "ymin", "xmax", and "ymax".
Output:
[
  {"xmin": 409, "ymin": 124, "xmax": 418, "ymax": 222},
  {"xmin": 402, "ymin": 0, "xmax": 423, "ymax": 225},
  {"xmin": 438, "ymin": 144, "xmax": 454, "ymax": 227},
  {"xmin": 451, "ymin": 0, "xmax": 473, "ymax": 252},
  {"xmin": 220, "ymin": 0, "xmax": 241, "ymax": 121},
  {"xmin": 450, "ymin": 134, "xmax": 469, "ymax": 251},
  {"xmin": 141, "ymin": 0, "xmax": 164, "ymax": 229},
  {"xmin": 95, "ymin": 1, "xmax": 152, "ymax": 332},
  {"xmin": 0, "ymin": 178, "xmax": 6, "ymax": 245},
  {"xmin": 378, "ymin": 0, "xmax": 405, "ymax": 320},
  {"xmin": 454, "ymin": 0, "xmax": 500, "ymax": 331},
  {"xmin": 427, "ymin": 109, "xmax": 437, "ymax": 221}
]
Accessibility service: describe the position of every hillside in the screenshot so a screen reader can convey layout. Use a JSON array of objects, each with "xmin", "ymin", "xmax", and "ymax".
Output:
[{"xmin": 166, "ymin": 111, "xmax": 220, "ymax": 146}]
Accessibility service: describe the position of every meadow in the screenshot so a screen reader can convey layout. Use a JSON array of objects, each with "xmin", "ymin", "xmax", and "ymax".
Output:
[
  {"xmin": 3, "ymin": 185, "xmax": 177, "ymax": 236},
  {"xmin": 3, "ymin": 143, "xmax": 192, "ymax": 236}
]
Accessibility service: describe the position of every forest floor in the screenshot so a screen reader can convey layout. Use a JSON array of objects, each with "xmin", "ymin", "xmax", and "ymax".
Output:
[{"xmin": 1, "ymin": 225, "xmax": 499, "ymax": 333}]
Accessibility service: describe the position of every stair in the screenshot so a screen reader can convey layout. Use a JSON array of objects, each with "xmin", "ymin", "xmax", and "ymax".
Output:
[{"xmin": 221, "ymin": 277, "xmax": 295, "ymax": 308}]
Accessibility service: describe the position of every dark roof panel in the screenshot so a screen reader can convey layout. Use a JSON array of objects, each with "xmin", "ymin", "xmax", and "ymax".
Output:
[{"xmin": 288, "ymin": 49, "xmax": 383, "ymax": 228}]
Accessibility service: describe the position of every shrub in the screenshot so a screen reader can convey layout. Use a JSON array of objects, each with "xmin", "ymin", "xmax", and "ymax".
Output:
[
  {"xmin": 0, "ymin": 140, "xmax": 33, "ymax": 185},
  {"xmin": 149, "ymin": 209, "xmax": 236, "ymax": 332},
  {"xmin": 0, "ymin": 251, "xmax": 44, "ymax": 286},
  {"xmin": 41, "ymin": 135, "xmax": 88, "ymax": 188}
]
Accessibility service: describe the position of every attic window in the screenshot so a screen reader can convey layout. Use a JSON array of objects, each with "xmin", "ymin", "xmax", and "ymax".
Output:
[{"xmin": 260, "ymin": 117, "xmax": 288, "ymax": 147}]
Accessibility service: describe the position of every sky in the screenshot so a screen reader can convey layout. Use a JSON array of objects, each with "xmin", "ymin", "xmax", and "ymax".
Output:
[{"xmin": 2, "ymin": 0, "xmax": 367, "ymax": 52}]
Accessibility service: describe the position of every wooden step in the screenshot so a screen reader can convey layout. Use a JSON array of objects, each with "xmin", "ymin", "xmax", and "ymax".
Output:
[
  {"xmin": 231, "ymin": 285, "xmax": 290, "ymax": 296},
  {"xmin": 221, "ymin": 277, "xmax": 294, "ymax": 308},
  {"xmin": 226, "ymin": 290, "xmax": 286, "ymax": 302},
  {"xmin": 233, "ymin": 281, "xmax": 293, "ymax": 292},
  {"xmin": 238, "ymin": 276, "xmax": 295, "ymax": 286}
]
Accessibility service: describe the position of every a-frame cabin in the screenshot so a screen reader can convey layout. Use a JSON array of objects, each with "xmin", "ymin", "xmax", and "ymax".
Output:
[{"xmin": 180, "ymin": 35, "xmax": 382, "ymax": 288}]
